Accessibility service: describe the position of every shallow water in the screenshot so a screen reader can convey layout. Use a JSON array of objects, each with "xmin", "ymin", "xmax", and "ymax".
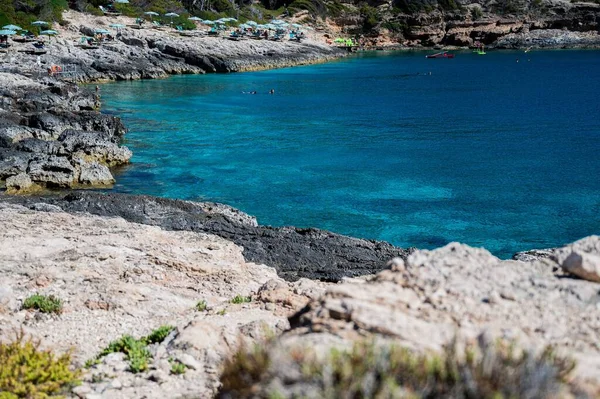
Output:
[{"xmin": 99, "ymin": 50, "xmax": 600, "ymax": 258}]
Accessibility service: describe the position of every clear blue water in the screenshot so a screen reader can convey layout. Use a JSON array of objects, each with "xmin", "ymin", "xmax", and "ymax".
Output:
[{"xmin": 99, "ymin": 50, "xmax": 600, "ymax": 258}]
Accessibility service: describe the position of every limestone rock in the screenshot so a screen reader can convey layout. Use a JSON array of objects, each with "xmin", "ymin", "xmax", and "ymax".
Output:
[
  {"xmin": 5, "ymin": 173, "xmax": 34, "ymax": 194},
  {"xmin": 27, "ymin": 155, "xmax": 75, "ymax": 187},
  {"xmin": 78, "ymin": 162, "xmax": 115, "ymax": 186},
  {"xmin": 561, "ymin": 251, "xmax": 600, "ymax": 283}
]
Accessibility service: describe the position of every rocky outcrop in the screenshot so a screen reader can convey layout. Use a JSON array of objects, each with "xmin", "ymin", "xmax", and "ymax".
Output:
[
  {"xmin": 224, "ymin": 240, "xmax": 600, "ymax": 396},
  {"xmin": 0, "ymin": 191, "xmax": 412, "ymax": 282},
  {"xmin": 357, "ymin": 0, "xmax": 600, "ymax": 48},
  {"xmin": 0, "ymin": 202, "xmax": 329, "ymax": 398},
  {"xmin": 2, "ymin": 202, "xmax": 599, "ymax": 398},
  {"xmin": 0, "ymin": 73, "xmax": 130, "ymax": 191}
]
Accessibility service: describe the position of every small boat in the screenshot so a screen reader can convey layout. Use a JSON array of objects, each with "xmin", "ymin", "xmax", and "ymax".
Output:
[{"xmin": 426, "ymin": 52, "xmax": 455, "ymax": 59}]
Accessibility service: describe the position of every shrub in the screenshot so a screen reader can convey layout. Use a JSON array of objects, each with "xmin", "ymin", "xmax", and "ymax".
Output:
[
  {"xmin": 196, "ymin": 300, "xmax": 208, "ymax": 312},
  {"xmin": 22, "ymin": 294, "xmax": 63, "ymax": 314},
  {"xmin": 220, "ymin": 338, "xmax": 579, "ymax": 398},
  {"xmin": 231, "ymin": 295, "xmax": 251, "ymax": 304},
  {"xmin": 143, "ymin": 325, "xmax": 174, "ymax": 345},
  {"xmin": 90, "ymin": 326, "xmax": 175, "ymax": 373},
  {"xmin": 98, "ymin": 335, "xmax": 151, "ymax": 373},
  {"xmin": 0, "ymin": 332, "xmax": 80, "ymax": 398},
  {"xmin": 169, "ymin": 358, "xmax": 187, "ymax": 375}
]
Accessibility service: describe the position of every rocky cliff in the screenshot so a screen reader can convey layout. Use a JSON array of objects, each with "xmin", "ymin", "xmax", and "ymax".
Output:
[{"xmin": 329, "ymin": 0, "xmax": 600, "ymax": 48}]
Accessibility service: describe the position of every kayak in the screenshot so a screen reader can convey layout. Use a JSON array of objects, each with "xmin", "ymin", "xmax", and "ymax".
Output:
[{"xmin": 426, "ymin": 52, "xmax": 455, "ymax": 59}]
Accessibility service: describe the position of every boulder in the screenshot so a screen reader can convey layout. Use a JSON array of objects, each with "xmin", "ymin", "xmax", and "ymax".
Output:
[
  {"xmin": 27, "ymin": 155, "xmax": 75, "ymax": 187},
  {"xmin": 78, "ymin": 162, "xmax": 115, "ymax": 186},
  {"xmin": 0, "ymin": 124, "xmax": 34, "ymax": 147},
  {"xmin": 0, "ymin": 149, "xmax": 33, "ymax": 179},
  {"xmin": 561, "ymin": 251, "xmax": 600, "ymax": 283},
  {"xmin": 5, "ymin": 173, "xmax": 35, "ymax": 194}
]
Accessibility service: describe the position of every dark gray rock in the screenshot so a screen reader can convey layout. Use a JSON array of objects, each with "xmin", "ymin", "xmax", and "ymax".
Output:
[
  {"xmin": 0, "ymin": 192, "xmax": 413, "ymax": 282},
  {"xmin": 13, "ymin": 138, "xmax": 61, "ymax": 155},
  {"xmin": 58, "ymin": 129, "xmax": 113, "ymax": 152},
  {"xmin": 0, "ymin": 149, "xmax": 33, "ymax": 179},
  {"xmin": 27, "ymin": 155, "xmax": 76, "ymax": 187}
]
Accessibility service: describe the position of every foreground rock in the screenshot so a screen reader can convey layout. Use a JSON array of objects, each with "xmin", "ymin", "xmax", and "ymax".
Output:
[
  {"xmin": 2, "ymin": 203, "xmax": 600, "ymax": 397},
  {"xmin": 222, "ymin": 241, "xmax": 600, "ymax": 397},
  {"xmin": 0, "ymin": 191, "xmax": 412, "ymax": 282},
  {"xmin": 0, "ymin": 202, "xmax": 328, "ymax": 398}
]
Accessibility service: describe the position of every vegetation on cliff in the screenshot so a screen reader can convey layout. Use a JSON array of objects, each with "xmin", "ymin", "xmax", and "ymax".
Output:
[
  {"xmin": 0, "ymin": 332, "xmax": 80, "ymax": 398},
  {"xmin": 220, "ymin": 338, "xmax": 580, "ymax": 398}
]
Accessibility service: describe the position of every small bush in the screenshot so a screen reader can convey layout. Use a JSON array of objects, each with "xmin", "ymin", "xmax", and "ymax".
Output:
[
  {"xmin": 231, "ymin": 295, "xmax": 251, "ymax": 304},
  {"xmin": 169, "ymin": 358, "xmax": 187, "ymax": 375},
  {"xmin": 22, "ymin": 294, "xmax": 63, "ymax": 314},
  {"xmin": 143, "ymin": 325, "xmax": 174, "ymax": 345},
  {"xmin": 220, "ymin": 338, "xmax": 579, "ymax": 398},
  {"xmin": 217, "ymin": 309, "xmax": 227, "ymax": 316},
  {"xmin": 196, "ymin": 300, "xmax": 208, "ymax": 312},
  {"xmin": 98, "ymin": 335, "xmax": 151, "ymax": 373},
  {"xmin": 91, "ymin": 326, "xmax": 175, "ymax": 373},
  {"xmin": 0, "ymin": 332, "xmax": 80, "ymax": 398}
]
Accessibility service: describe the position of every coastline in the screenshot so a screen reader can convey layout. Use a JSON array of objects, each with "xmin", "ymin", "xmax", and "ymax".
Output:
[{"xmin": 1, "ymin": 12, "xmax": 600, "ymax": 397}]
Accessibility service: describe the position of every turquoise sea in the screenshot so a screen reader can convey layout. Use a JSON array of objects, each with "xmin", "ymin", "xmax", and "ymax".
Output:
[{"xmin": 100, "ymin": 50, "xmax": 600, "ymax": 258}]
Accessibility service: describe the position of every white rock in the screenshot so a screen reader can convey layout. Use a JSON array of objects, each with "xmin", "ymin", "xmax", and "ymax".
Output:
[
  {"xmin": 177, "ymin": 353, "xmax": 201, "ymax": 370},
  {"xmin": 562, "ymin": 251, "xmax": 600, "ymax": 283},
  {"xmin": 78, "ymin": 162, "xmax": 115, "ymax": 186}
]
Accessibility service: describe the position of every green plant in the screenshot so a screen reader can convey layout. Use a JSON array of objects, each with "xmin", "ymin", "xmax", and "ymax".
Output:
[
  {"xmin": 195, "ymin": 300, "xmax": 208, "ymax": 312},
  {"xmin": 217, "ymin": 309, "xmax": 227, "ymax": 316},
  {"xmin": 143, "ymin": 325, "xmax": 174, "ymax": 345},
  {"xmin": 231, "ymin": 295, "xmax": 251, "ymax": 304},
  {"xmin": 471, "ymin": 6, "xmax": 483, "ymax": 20},
  {"xmin": 90, "ymin": 326, "xmax": 175, "ymax": 373},
  {"xmin": 169, "ymin": 358, "xmax": 187, "ymax": 375},
  {"xmin": 0, "ymin": 331, "xmax": 80, "ymax": 398},
  {"xmin": 220, "ymin": 338, "xmax": 579, "ymax": 398},
  {"xmin": 98, "ymin": 335, "xmax": 151, "ymax": 373},
  {"xmin": 22, "ymin": 294, "xmax": 63, "ymax": 314}
]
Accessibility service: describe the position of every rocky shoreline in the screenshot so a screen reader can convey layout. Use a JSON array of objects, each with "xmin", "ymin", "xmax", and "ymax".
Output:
[
  {"xmin": 1, "ymin": 201, "xmax": 599, "ymax": 398},
  {"xmin": 0, "ymin": 10, "xmax": 345, "ymax": 193}
]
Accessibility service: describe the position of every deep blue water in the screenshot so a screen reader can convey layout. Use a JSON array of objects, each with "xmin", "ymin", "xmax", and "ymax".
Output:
[{"xmin": 99, "ymin": 50, "xmax": 600, "ymax": 258}]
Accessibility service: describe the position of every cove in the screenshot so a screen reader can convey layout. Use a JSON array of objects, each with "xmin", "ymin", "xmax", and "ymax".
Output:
[{"xmin": 99, "ymin": 50, "xmax": 600, "ymax": 258}]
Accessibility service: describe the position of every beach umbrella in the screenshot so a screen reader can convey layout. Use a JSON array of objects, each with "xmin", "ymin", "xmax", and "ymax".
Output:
[
  {"xmin": 165, "ymin": 12, "xmax": 179, "ymax": 25},
  {"xmin": 109, "ymin": 23, "xmax": 125, "ymax": 28},
  {"xmin": 32, "ymin": 21, "xmax": 49, "ymax": 26},
  {"xmin": 202, "ymin": 20, "xmax": 215, "ymax": 25},
  {"xmin": 2, "ymin": 24, "xmax": 22, "ymax": 31},
  {"xmin": 292, "ymin": 23, "xmax": 302, "ymax": 28},
  {"xmin": 238, "ymin": 23, "xmax": 250, "ymax": 29},
  {"xmin": 114, "ymin": 0, "xmax": 129, "ymax": 3},
  {"xmin": 94, "ymin": 28, "xmax": 110, "ymax": 34},
  {"xmin": 224, "ymin": 17, "xmax": 237, "ymax": 22},
  {"xmin": 144, "ymin": 11, "xmax": 159, "ymax": 16},
  {"xmin": 188, "ymin": 16, "xmax": 202, "ymax": 21},
  {"xmin": 40, "ymin": 30, "xmax": 58, "ymax": 35},
  {"xmin": 0, "ymin": 29, "xmax": 17, "ymax": 35},
  {"xmin": 271, "ymin": 19, "xmax": 286, "ymax": 25},
  {"xmin": 246, "ymin": 20, "xmax": 258, "ymax": 26}
]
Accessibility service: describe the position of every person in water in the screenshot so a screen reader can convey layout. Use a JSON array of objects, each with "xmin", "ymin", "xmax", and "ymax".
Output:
[{"xmin": 269, "ymin": 89, "xmax": 275, "ymax": 94}]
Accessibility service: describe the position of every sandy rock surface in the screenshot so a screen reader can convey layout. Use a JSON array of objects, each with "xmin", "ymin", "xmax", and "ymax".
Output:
[{"xmin": 0, "ymin": 202, "xmax": 327, "ymax": 398}]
